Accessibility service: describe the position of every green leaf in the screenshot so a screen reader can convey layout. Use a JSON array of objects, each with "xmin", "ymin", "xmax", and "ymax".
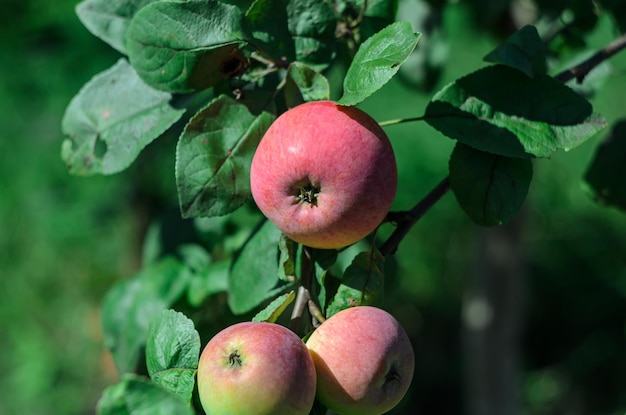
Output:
[
  {"xmin": 285, "ymin": 62, "xmax": 330, "ymax": 108},
  {"xmin": 246, "ymin": 0, "xmax": 294, "ymax": 61},
  {"xmin": 252, "ymin": 290, "xmax": 296, "ymax": 322},
  {"xmin": 228, "ymin": 220, "xmax": 293, "ymax": 314},
  {"xmin": 425, "ymin": 65, "xmax": 607, "ymax": 158},
  {"xmin": 483, "ymin": 25, "xmax": 546, "ymax": 78},
  {"xmin": 101, "ymin": 257, "xmax": 191, "ymax": 374},
  {"xmin": 449, "ymin": 142, "xmax": 532, "ymax": 226},
  {"xmin": 287, "ymin": 0, "xmax": 337, "ymax": 69},
  {"xmin": 96, "ymin": 374, "xmax": 194, "ymax": 415},
  {"xmin": 338, "ymin": 21, "xmax": 421, "ymax": 106},
  {"xmin": 126, "ymin": 0, "xmax": 250, "ymax": 93},
  {"xmin": 584, "ymin": 120, "xmax": 626, "ymax": 210},
  {"xmin": 61, "ymin": 59, "xmax": 184, "ymax": 175},
  {"xmin": 312, "ymin": 249, "xmax": 339, "ymax": 313},
  {"xmin": 186, "ymin": 259, "xmax": 230, "ymax": 307},
  {"xmin": 326, "ymin": 248, "xmax": 385, "ymax": 318},
  {"xmin": 176, "ymin": 95, "xmax": 275, "ymax": 218},
  {"xmin": 278, "ymin": 234, "xmax": 298, "ymax": 283},
  {"xmin": 145, "ymin": 310, "xmax": 200, "ymax": 403},
  {"xmin": 76, "ymin": 0, "xmax": 159, "ymax": 54}
]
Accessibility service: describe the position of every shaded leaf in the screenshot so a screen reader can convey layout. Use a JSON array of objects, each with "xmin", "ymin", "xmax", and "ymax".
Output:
[
  {"xmin": 449, "ymin": 142, "xmax": 532, "ymax": 226},
  {"xmin": 287, "ymin": 0, "xmax": 337, "ymax": 69},
  {"xmin": 228, "ymin": 220, "xmax": 294, "ymax": 314},
  {"xmin": 246, "ymin": 0, "xmax": 294, "ymax": 61},
  {"xmin": 425, "ymin": 65, "xmax": 607, "ymax": 158},
  {"xmin": 252, "ymin": 291, "xmax": 296, "ymax": 322},
  {"xmin": 126, "ymin": 0, "xmax": 250, "ymax": 93},
  {"xmin": 61, "ymin": 59, "xmax": 184, "ymax": 175},
  {"xmin": 483, "ymin": 25, "xmax": 547, "ymax": 78},
  {"xmin": 145, "ymin": 310, "xmax": 200, "ymax": 403},
  {"xmin": 186, "ymin": 259, "xmax": 230, "ymax": 307},
  {"xmin": 96, "ymin": 374, "xmax": 193, "ymax": 415},
  {"xmin": 584, "ymin": 120, "xmax": 626, "ymax": 210},
  {"xmin": 176, "ymin": 95, "xmax": 275, "ymax": 218},
  {"xmin": 285, "ymin": 62, "xmax": 330, "ymax": 108},
  {"xmin": 326, "ymin": 248, "xmax": 385, "ymax": 317},
  {"xmin": 101, "ymin": 257, "xmax": 191, "ymax": 374},
  {"xmin": 338, "ymin": 21, "xmax": 421, "ymax": 106},
  {"xmin": 76, "ymin": 0, "xmax": 159, "ymax": 54}
]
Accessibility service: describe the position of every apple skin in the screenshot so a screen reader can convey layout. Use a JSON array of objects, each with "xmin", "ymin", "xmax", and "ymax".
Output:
[
  {"xmin": 250, "ymin": 100, "xmax": 397, "ymax": 249},
  {"xmin": 197, "ymin": 322, "xmax": 317, "ymax": 415},
  {"xmin": 306, "ymin": 306, "xmax": 415, "ymax": 415}
]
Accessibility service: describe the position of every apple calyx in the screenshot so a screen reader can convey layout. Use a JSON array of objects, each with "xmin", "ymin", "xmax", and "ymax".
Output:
[
  {"xmin": 228, "ymin": 350, "xmax": 243, "ymax": 367},
  {"xmin": 294, "ymin": 182, "xmax": 320, "ymax": 206},
  {"xmin": 384, "ymin": 367, "xmax": 401, "ymax": 384}
]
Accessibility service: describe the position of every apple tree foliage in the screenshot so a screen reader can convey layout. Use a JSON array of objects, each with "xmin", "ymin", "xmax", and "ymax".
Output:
[{"xmin": 61, "ymin": 0, "xmax": 626, "ymax": 413}]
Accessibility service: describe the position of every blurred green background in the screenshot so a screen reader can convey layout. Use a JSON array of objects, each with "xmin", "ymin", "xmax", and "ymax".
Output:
[{"xmin": 1, "ymin": 0, "xmax": 624, "ymax": 414}]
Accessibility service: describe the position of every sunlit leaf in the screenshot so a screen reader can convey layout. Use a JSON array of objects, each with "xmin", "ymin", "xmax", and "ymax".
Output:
[
  {"xmin": 285, "ymin": 62, "xmax": 330, "ymax": 108},
  {"xmin": 176, "ymin": 95, "xmax": 274, "ymax": 218},
  {"xmin": 252, "ymin": 291, "xmax": 296, "ymax": 322},
  {"xmin": 76, "ymin": 0, "xmax": 159, "ymax": 54},
  {"xmin": 425, "ymin": 65, "xmax": 607, "ymax": 158},
  {"xmin": 126, "ymin": 0, "xmax": 250, "ymax": 92},
  {"xmin": 61, "ymin": 59, "xmax": 184, "ymax": 175},
  {"xmin": 338, "ymin": 21, "xmax": 421, "ymax": 106},
  {"xmin": 145, "ymin": 310, "xmax": 200, "ymax": 403},
  {"xmin": 326, "ymin": 249, "xmax": 385, "ymax": 317}
]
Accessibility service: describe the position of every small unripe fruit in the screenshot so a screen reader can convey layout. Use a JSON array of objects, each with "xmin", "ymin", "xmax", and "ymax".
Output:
[
  {"xmin": 306, "ymin": 306, "xmax": 415, "ymax": 415},
  {"xmin": 197, "ymin": 322, "xmax": 316, "ymax": 415},
  {"xmin": 250, "ymin": 100, "xmax": 397, "ymax": 249}
]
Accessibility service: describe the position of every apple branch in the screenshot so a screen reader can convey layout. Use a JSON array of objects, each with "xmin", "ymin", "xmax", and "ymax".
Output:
[
  {"xmin": 380, "ymin": 177, "xmax": 450, "ymax": 257},
  {"xmin": 290, "ymin": 245, "xmax": 316, "ymax": 332},
  {"xmin": 554, "ymin": 32, "xmax": 626, "ymax": 83},
  {"xmin": 378, "ymin": 32, "xmax": 626, "ymax": 258}
]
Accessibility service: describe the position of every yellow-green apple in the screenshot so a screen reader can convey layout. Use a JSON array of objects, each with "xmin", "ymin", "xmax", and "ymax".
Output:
[
  {"xmin": 250, "ymin": 100, "xmax": 397, "ymax": 249},
  {"xmin": 306, "ymin": 306, "xmax": 415, "ymax": 415},
  {"xmin": 197, "ymin": 322, "xmax": 316, "ymax": 415}
]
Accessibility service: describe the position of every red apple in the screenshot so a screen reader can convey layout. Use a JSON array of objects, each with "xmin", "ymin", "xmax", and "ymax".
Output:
[
  {"xmin": 250, "ymin": 100, "xmax": 397, "ymax": 249},
  {"xmin": 306, "ymin": 306, "xmax": 415, "ymax": 415},
  {"xmin": 197, "ymin": 322, "xmax": 316, "ymax": 415}
]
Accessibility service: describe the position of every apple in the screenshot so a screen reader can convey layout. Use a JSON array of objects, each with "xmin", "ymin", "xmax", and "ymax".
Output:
[
  {"xmin": 196, "ymin": 322, "xmax": 316, "ymax": 415},
  {"xmin": 250, "ymin": 100, "xmax": 397, "ymax": 249},
  {"xmin": 306, "ymin": 306, "xmax": 415, "ymax": 415}
]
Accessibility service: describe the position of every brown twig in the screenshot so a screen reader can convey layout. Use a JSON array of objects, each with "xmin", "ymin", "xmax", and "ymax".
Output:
[
  {"xmin": 377, "ymin": 31, "xmax": 626, "ymax": 258},
  {"xmin": 554, "ymin": 32, "xmax": 626, "ymax": 83},
  {"xmin": 379, "ymin": 177, "xmax": 451, "ymax": 257}
]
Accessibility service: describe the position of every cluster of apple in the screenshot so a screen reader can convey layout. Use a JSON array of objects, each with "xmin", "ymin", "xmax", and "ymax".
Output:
[
  {"xmin": 195, "ymin": 102, "xmax": 411, "ymax": 414},
  {"xmin": 197, "ymin": 306, "xmax": 415, "ymax": 415}
]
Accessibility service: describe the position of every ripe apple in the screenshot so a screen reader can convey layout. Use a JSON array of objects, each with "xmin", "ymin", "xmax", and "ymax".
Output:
[
  {"xmin": 250, "ymin": 100, "xmax": 397, "ymax": 249},
  {"xmin": 196, "ymin": 322, "xmax": 316, "ymax": 415},
  {"xmin": 306, "ymin": 306, "xmax": 415, "ymax": 415}
]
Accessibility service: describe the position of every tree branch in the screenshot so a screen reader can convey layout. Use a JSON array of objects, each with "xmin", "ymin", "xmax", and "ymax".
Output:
[
  {"xmin": 378, "ymin": 31, "xmax": 626, "ymax": 258},
  {"xmin": 379, "ymin": 177, "xmax": 450, "ymax": 257},
  {"xmin": 554, "ymin": 32, "xmax": 626, "ymax": 83}
]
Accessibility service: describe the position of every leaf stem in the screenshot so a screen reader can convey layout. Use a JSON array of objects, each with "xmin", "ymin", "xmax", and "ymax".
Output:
[
  {"xmin": 378, "ymin": 116, "xmax": 427, "ymax": 127},
  {"xmin": 379, "ymin": 177, "xmax": 451, "ymax": 257}
]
